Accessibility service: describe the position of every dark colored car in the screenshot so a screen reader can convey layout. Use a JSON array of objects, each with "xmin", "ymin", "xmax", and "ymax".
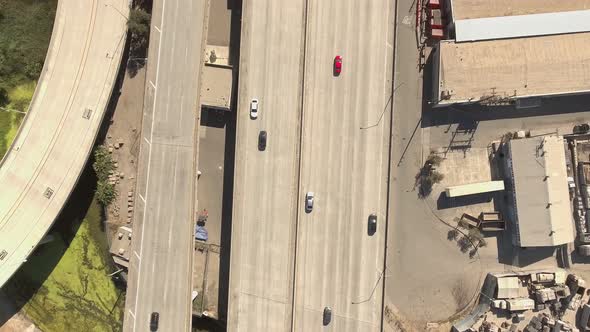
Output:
[
  {"xmin": 150, "ymin": 312, "xmax": 159, "ymax": 331},
  {"xmin": 334, "ymin": 55, "xmax": 342, "ymax": 76},
  {"xmin": 258, "ymin": 131, "xmax": 267, "ymax": 151},
  {"xmin": 368, "ymin": 213, "xmax": 377, "ymax": 235},
  {"xmin": 323, "ymin": 306, "xmax": 332, "ymax": 326},
  {"xmin": 574, "ymin": 123, "xmax": 590, "ymax": 135}
]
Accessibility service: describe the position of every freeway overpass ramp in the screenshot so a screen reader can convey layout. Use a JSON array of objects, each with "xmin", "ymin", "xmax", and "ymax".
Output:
[{"xmin": 0, "ymin": 0, "xmax": 128, "ymax": 287}]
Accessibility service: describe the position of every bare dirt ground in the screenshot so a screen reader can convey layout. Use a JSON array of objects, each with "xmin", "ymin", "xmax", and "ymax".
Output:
[{"xmin": 104, "ymin": 68, "xmax": 146, "ymax": 237}]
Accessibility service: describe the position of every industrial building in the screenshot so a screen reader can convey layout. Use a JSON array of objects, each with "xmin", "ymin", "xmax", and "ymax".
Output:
[
  {"xmin": 430, "ymin": 0, "xmax": 590, "ymax": 106},
  {"xmin": 505, "ymin": 136, "xmax": 574, "ymax": 247}
]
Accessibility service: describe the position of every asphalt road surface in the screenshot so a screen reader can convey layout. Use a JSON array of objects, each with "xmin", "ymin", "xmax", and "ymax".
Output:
[
  {"xmin": 229, "ymin": 0, "xmax": 394, "ymax": 331},
  {"xmin": 292, "ymin": 0, "xmax": 395, "ymax": 331},
  {"xmin": 227, "ymin": 0, "xmax": 306, "ymax": 330},
  {"xmin": 124, "ymin": 0, "xmax": 207, "ymax": 331},
  {"xmin": 0, "ymin": 0, "xmax": 127, "ymax": 287}
]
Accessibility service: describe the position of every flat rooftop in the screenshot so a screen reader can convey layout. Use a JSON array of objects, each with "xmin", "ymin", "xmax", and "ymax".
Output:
[
  {"xmin": 437, "ymin": 33, "xmax": 590, "ymax": 104},
  {"xmin": 455, "ymin": 10, "xmax": 590, "ymax": 42},
  {"xmin": 509, "ymin": 136, "xmax": 574, "ymax": 247},
  {"xmin": 200, "ymin": 64, "xmax": 233, "ymax": 110},
  {"xmin": 450, "ymin": 0, "xmax": 590, "ymax": 20},
  {"xmin": 109, "ymin": 226, "xmax": 132, "ymax": 268}
]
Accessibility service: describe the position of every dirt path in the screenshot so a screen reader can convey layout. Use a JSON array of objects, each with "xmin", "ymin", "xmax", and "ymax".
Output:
[{"xmin": 103, "ymin": 67, "xmax": 146, "ymax": 237}]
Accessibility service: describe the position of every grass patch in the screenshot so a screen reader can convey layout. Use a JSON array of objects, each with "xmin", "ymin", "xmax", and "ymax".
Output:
[
  {"xmin": 7, "ymin": 81, "xmax": 36, "ymax": 112},
  {"xmin": 5, "ymin": 198, "xmax": 124, "ymax": 331},
  {"xmin": 0, "ymin": 81, "xmax": 34, "ymax": 157},
  {"xmin": 0, "ymin": 0, "xmax": 56, "ymax": 158}
]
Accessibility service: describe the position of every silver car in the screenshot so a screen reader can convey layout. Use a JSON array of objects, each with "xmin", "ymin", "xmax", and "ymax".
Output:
[{"xmin": 305, "ymin": 192, "xmax": 314, "ymax": 212}]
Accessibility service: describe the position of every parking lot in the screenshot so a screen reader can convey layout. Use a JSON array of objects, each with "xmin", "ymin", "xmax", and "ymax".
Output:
[{"xmin": 387, "ymin": 66, "xmax": 590, "ymax": 328}]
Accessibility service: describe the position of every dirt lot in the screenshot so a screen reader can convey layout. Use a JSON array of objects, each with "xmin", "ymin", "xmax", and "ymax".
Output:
[{"xmin": 103, "ymin": 67, "xmax": 146, "ymax": 237}]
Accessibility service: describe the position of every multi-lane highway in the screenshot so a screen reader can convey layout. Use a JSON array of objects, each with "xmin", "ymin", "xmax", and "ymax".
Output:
[
  {"xmin": 229, "ymin": 0, "xmax": 394, "ymax": 330},
  {"xmin": 227, "ymin": 0, "xmax": 306, "ymax": 330},
  {"xmin": 293, "ymin": 1, "xmax": 394, "ymax": 330},
  {"xmin": 0, "ymin": 0, "xmax": 127, "ymax": 287},
  {"xmin": 123, "ymin": 0, "xmax": 207, "ymax": 331}
]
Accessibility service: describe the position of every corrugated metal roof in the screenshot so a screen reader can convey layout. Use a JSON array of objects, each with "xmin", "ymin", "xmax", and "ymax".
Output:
[
  {"xmin": 509, "ymin": 136, "xmax": 574, "ymax": 247},
  {"xmin": 455, "ymin": 10, "xmax": 590, "ymax": 42}
]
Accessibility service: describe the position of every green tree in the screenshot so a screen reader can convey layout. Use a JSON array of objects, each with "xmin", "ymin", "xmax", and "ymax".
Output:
[
  {"xmin": 426, "ymin": 153, "xmax": 444, "ymax": 167},
  {"xmin": 96, "ymin": 181, "xmax": 116, "ymax": 206},
  {"xmin": 92, "ymin": 146, "xmax": 116, "ymax": 206},
  {"xmin": 127, "ymin": 8, "xmax": 151, "ymax": 36},
  {"xmin": 92, "ymin": 146, "xmax": 114, "ymax": 180},
  {"xmin": 127, "ymin": 8, "xmax": 151, "ymax": 53}
]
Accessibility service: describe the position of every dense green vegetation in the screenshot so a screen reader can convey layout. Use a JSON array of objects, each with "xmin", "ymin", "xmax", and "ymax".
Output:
[
  {"xmin": 93, "ymin": 146, "xmax": 117, "ymax": 206},
  {"xmin": 0, "ymin": 0, "xmax": 57, "ymax": 158},
  {"xmin": 5, "ymin": 198, "xmax": 124, "ymax": 331}
]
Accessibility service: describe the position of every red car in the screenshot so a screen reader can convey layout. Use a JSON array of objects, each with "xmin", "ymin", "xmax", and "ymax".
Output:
[{"xmin": 334, "ymin": 55, "xmax": 342, "ymax": 75}]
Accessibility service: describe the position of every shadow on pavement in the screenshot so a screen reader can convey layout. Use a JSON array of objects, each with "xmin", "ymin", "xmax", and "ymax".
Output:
[
  {"xmin": 200, "ymin": 107, "xmax": 229, "ymax": 128},
  {"xmin": 423, "ymin": 95, "xmax": 590, "ymax": 128},
  {"xmin": 436, "ymin": 192, "xmax": 496, "ymax": 210},
  {"xmin": 217, "ymin": 0, "xmax": 242, "ymax": 325},
  {"xmin": 502, "ymin": 247, "xmax": 556, "ymax": 267}
]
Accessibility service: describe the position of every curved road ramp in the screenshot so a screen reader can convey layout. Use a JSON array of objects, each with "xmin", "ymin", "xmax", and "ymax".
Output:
[{"xmin": 0, "ymin": 0, "xmax": 128, "ymax": 287}]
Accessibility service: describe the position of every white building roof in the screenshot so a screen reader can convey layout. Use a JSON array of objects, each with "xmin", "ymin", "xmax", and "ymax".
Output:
[
  {"xmin": 445, "ymin": 180, "xmax": 504, "ymax": 197},
  {"xmin": 509, "ymin": 136, "xmax": 574, "ymax": 247},
  {"xmin": 455, "ymin": 10, "xmax": 590, "ymax": 42},
  {"xmin": 496, "ymin": 277, "xmax": 521, "ymax": 299},
  {"xmin": 449, "ymin": 0, "xmax": 590, "ymax": 21}
]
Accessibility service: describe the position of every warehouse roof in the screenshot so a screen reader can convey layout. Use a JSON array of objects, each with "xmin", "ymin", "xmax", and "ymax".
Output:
[
  {"xmin": 509, "ymin": 136, "xmax": 574, "ymax": 247},
  {"xmin": 437, "ymin": 33, "xmax": 590, "ymax": 104},
  {"xmin": 449, "ymin": 0, "xmax": 590, "ymax": 20},
  {"xmin": 455, "ymin": 10, "xmax": 590, "ymax": 42}
]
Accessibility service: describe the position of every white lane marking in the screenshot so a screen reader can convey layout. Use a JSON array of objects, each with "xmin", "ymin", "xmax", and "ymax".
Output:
[
  {"xmin": 128, "ymin": 310, "xmax": 136, "ymax": 319},
  {"xmin": 138, "ymin": 193, "xmax": 146, "ymax": 203},
  {"xmin": 134, "ymin": 251, "xmax": 141, "ymax": 260},
  {"xmin": 143, "ymin": 137, "xmax": 150, "ymax": 145},
  {"xmin": 150, "ymin": 80, "xmax": 156, "ymax": 89},
  {"xmin": 133, "ymin": 0, "xmax": 166, "ymax": 330},
  {"xmin": 154, "ymin": 25, "xmax": 161, "ymax": 33}
]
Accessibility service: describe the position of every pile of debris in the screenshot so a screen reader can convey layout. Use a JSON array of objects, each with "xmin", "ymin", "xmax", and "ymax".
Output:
[
  {"xmin": 476, "ymin": 314, "xmax": 576, "ymax": 332},
  {"xmin": 456, "ymin": 271, "xmax": 590, "ymax": 332}
]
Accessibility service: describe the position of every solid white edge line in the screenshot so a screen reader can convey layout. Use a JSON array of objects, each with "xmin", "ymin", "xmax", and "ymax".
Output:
[{"xmin": 133, "ymin": 0, "xmax": 166, "ymax": 330}]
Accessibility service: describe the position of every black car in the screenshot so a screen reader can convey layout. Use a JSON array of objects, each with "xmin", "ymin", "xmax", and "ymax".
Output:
[
  {"xmin": 368, "ymin": 213, "xmax": 377, "ymax": 235},
  {"xmin": 323, "ymin": 306, "xmax": 332, "ymax": 326},
  {"xmin": 150, "ymin": 312, "xmax": 159, "ymax": 331},
  {"xmin": 574, "ymin": 123, "xmax": 590, "ymax": 135},
  {"xmin": 258, "ymin": 131, "xmax": 267, "ymax": 151}
]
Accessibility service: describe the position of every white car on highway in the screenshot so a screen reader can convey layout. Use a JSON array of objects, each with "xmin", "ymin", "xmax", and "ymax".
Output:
[{"xmin": 250, "ymin": 98, "xmax": 259, "ymax": 119}]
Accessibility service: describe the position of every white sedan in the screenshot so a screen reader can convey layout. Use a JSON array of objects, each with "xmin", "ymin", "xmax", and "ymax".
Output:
[{"xmin": 250, "ymin": 98, "xmax": 259, "ymax": 119}]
